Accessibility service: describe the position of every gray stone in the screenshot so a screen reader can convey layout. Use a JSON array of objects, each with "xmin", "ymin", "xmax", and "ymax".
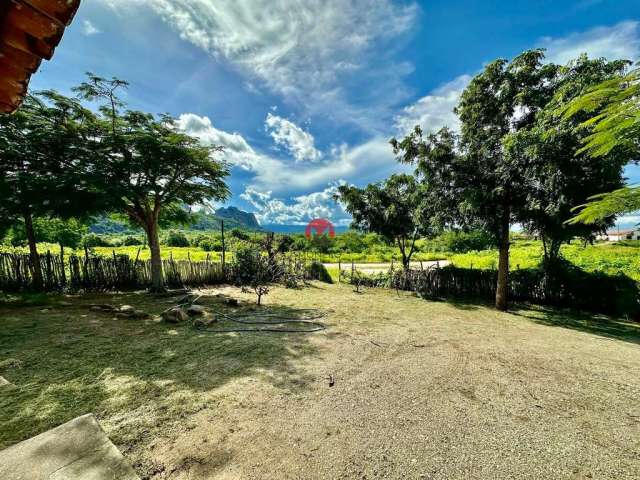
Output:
[
  {"xmin": 133, "ymin": 310, "xmax": 149, "ymax": 319},
  {"xmin": 193, "ymin": 316, "xmax": 217, "ymax": 328},
  {"xmin": 0, "ymin": 376, "xmax": 11, "ymax": 387},
  {"xmin": 0, "ymin": 413, "xmax": 139, "ymax": 480},
  {"xmin": 186, "ymin": 305, "xmax": 205, "ymax": 316},
  {"xmin": 161, "ymin": 307, "xmax": 188, "ymax": 323},
  {"xmin": 119, "ymin": 305, "xmax": 135, "ymax": 313}
]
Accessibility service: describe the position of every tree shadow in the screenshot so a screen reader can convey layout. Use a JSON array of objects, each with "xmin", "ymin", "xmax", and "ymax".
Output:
[
  {"xmin": 509, "ymin": 305, "xmax": 640, "ymax": 345},
  {"xmin": 0, "ymin": 289, "xmax": 326, "ymax": 474}
]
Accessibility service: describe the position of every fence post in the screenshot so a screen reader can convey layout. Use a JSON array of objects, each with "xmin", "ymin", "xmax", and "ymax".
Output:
[{"xmin": 221, "ymin": 219, "xmax": 226, "ymax": 273}]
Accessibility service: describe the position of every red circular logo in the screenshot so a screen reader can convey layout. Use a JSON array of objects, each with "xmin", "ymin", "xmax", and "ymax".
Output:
[{"xmin": 305, "ymin": 218, "xmax": 335, "ymax": 239}]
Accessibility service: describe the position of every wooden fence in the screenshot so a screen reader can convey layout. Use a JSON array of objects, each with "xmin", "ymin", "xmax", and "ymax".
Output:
[
  {"xmin": 0, "ymin": 253, "xmax": 227, "ymax": 292},
  {"xmin": 346, "ymin": 265, "xmax": 639, "ymax": 317}
]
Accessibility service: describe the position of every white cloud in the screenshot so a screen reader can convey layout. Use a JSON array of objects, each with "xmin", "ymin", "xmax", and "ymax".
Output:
[
  {"xmin": 241, "ymin": 184, "xmax": 350, "ymax": 225},
  {"xmin": 101, "ymin": 0, "xmax": 417, "ymax": 131},
  {"xmin": 541, "ymin": 21, "xmax": 640, "ymax": 65},
  {"xmin": 265, "ymin": 113, "xmax": 321, "ymax": 163},
  {"xmin": 178, "ymin": 113, "xmax": 399, "ymax": 194},
  {"xmin": 394, "ymin": 75, "xmax": 471, "ymax": 135},
  {"xmin": 82, "ymin": 20, "xmax": 101, "ymax": 36}
]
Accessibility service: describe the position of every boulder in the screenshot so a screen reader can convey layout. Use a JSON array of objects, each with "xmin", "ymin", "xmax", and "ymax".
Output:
[
  {"xmin": 193, "ymin": 316, "xmax": 217, "ymax": 328},
  {"xmin": 226, "ymin": 298, "xmax": 239, "ymax": 307},
  {"xmin": 162, "ymin": 307, "xmax": 189, "ymax": 323},
  {"xmin": 119, "ymin": 305, "xmax": 135, "ymax": 313},
  {"xmin": 186, "ymin": 305, "xmax": 206, "ymax": 316},
  {"xmin": 0, "ymin": 413, "xmax": 140, "ymax": 480},
  {"xmin": 133, "ymin": 310, "xmax": 150, "ymax": 319},
  {"xmin": 0, "ymin": 376, "xmax": 11, "ymax": 387}
]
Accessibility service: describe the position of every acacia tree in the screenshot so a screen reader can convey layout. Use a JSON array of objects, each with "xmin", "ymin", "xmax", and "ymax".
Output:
[
  {"xmin": 0, "ymin": 93, "xmax": 101, "ymax": 288},
  {"xmin": 559, "ymin": 65, "xmax": 640, "ymax": 223},
  {"xmin": 504, "ymin": 56, "xmax": 630, "ymax": 263},
  {"xmin": 75, "ymin": 76, "xmax": 229, "ymax": 291},
  {"xmin": 336, "ymin": 174, "xmax": 435, "ymax": 269}
]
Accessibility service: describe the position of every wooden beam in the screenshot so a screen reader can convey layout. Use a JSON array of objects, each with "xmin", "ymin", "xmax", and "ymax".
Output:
[
  {"xmin": 6, "ymin": 0, "xmax": 64, "ymax": 44},
  {"xmin": 0, "ymin": 42, "xmax": 41, "ymax": 73},
  {"xmin": 23, "ymin": 0, "xmax": 81, "ymax": 26},
  {"xmin": 2, "ymin": 22, "xmax": 56, "ymax": 60}
]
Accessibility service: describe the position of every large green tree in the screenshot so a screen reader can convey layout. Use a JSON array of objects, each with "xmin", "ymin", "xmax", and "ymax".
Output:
[
  {"xmin": 504, "ymin": 56, "xmax": 630, "ymax": 262},
  {"xmin": 336, "ymin": 174, "xmax": 435, "ymax": 269},
  {"xmin": 393, "ymin": 50, "xmax": 558, "ymax": 310},
  {"xmin": 0, "ymin": 93, "xmax": 101, "ymax": 288},
  {"xmin": 75, "ymin": 76, "xmax": 230, "ymax": 291}
]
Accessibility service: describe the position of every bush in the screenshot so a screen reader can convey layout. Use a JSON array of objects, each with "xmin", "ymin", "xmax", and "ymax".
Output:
[
  {"xmin": 165, "ymin": 231, "xmax": 190, "ymax": 247},
  {"xmin": 123, "ymin": 236, "xmax": 143, "ymax": 246},
  {"xmin": 306, "ymin": 261, "xmax": 333, "ymax": 284},
  {"xmin": 83, "ymin": 233, "xmax": 111, "ymax": 248},
  {"xmin": 430, "ymin": 230, "xmax": 495, "ymax": 253}
]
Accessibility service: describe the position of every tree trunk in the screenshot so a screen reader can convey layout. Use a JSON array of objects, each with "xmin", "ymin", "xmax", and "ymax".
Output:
[
  {"xmin": 495, "ymin": 217, "xmax": 510, "ymax": 311},
  {"xmin": 146, "ymin": 220, "xmax": 164, "ymax": 292},
  {"xmin": 23, "ymin": 211, "xmax": 43, "ymax": 289}
]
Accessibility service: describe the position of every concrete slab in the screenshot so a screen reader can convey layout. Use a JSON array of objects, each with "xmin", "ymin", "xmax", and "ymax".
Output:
[{"xmin": 0, "ymin": 414, "xmax": 140, "ymax": 480}]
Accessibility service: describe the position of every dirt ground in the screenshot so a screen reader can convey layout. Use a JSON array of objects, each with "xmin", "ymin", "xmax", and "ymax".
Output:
[{"xmin": 2, "ymin": 283, "xmax": 640, "ymax": 479}]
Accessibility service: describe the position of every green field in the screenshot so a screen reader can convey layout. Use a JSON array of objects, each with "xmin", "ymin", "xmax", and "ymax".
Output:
[{"xmin": 5, "ymin": 236, "xmax": 639, "ymax": 281}]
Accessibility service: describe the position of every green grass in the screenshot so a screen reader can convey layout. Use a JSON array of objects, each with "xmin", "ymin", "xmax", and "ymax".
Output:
[
  {"xmin": 0, "ymin": 291, "xmax": 319, "ymax": 462},
  {"xmin": 3, "ymin": 238, "xmax": 640, "ymax": 280},
  {"xmin": 449, "ymin": 240, "xmax": 640, "ymax": 280}
]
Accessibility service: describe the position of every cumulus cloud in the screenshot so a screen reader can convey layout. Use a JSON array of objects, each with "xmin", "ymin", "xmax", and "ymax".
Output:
[
  {"xmin": 82, "ymin": 20, "xmax": 101, "ymax": 36},
  {"xmin": 265, "ymin": 113, "xmax": 321, "ymax": 163},
  {"xmin": 178, "ymin": 113, "xmax": 399, "ymax": 194},
  {"xmin": 241, "ymin": 184, "xmax": 350, "ymax": 225},
  {"xmin": 541, "ymin": 21, "xmax": 640, "ymax": 65},
  {"xmin": 394, "ymin": 75, "xmax": 471, "ymax": 135}
]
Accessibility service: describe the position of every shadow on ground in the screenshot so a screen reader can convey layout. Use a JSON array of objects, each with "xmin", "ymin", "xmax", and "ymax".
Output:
[
  {"xmin": 510, "ymin": 306, "xmax": 640, "ymax": 345},
  {"xmin": 0, "ymin": 289, "xmax": 324, "ymax": 461}
]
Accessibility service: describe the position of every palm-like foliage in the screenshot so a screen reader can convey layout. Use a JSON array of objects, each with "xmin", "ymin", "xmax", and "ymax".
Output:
[{"xmin": 560, "ymin": 65, "xmax": 640, "ymax": 224}]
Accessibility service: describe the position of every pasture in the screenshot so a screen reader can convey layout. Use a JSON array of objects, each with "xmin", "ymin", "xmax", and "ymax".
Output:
[{"xmin": 1, "ymin": 283, "xmax": 639, "ymax": 479}]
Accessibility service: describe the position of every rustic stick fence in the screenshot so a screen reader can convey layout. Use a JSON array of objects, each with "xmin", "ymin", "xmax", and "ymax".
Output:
[
  {"xmin": 0, "ymin": 252, "xmax": 227, "ymax": 292},
  {"xmin": 345, "ymin": 264, "xmax": 639, "ymax": 317}
]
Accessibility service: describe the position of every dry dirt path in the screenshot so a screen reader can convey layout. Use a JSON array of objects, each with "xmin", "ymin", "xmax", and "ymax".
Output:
[{"xmin": 140, "ymin": 284, "xmax": 640, "ymax": 479}]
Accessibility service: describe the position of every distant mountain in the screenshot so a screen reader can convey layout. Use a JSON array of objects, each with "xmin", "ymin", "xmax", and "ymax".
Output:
[
  {"xmin": 90, "ymin": 207, "xmax": 262, "ymax": 234},
  {"xmin": 214, "ymin": 207, "xmax": 261, "ymax": 230}
]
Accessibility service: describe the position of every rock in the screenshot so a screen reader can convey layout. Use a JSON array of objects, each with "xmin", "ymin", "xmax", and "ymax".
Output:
[
  {"xmin": 186, "ymin": 305, "xmax": 205, "ymax": 316},
  {"xmin": 193, "ymin": 316, "xmax": 217, "ymax": 328},
  {"xmin": 226, "ymin": 298, "xmax": 239, "ymax": 307},
  {"xmin": 161, "ymin": 307, "xmax": 188, "ymax": 323},
  {"xmin": 0, "ymin": 414, "xmax": 140, "ymax": 480},
  {"xmin": 133, "ymin": 310, "xmax": 150, "ymax": 319},
  {"xmin": 90, "ymin": 306, "xmax": 103, "ymax": 312},
  {"xmin": 0, "ymin": 376, "xmax": 11, "ymax": 387},
  {"xmin": 89, "ymin": 304, "xmax": 117, "ymax": 312},
  {"xmin": 39, "ymin": 309, "xmax": 49, "ymax": 313},
  {"xmin": 57, "ymin": 301, "xmax": 73, "ymax": 307},
  {"xmin": 119, "ymin": 305, "xmax": 135, "ymax": 313}
]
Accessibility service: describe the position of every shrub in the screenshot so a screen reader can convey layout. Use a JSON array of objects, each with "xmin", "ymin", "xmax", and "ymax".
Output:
[
  {"xmin": 83, "ymin": 233, "xmax": 111, "ymax": 248},
  {"xmin": 306, "ymin": 261, "xmax": 333, "ymax": 284},
  {"xmin": 430, "ymin": 230, "xmax": 495, "ymax": 253},
  {"xmin": 123, "ymin": 236, "xmax": 143, "ymax": 246},
  {"xmin": 165, "ymin": 231, "xmax": 190, "ymax": 247}
]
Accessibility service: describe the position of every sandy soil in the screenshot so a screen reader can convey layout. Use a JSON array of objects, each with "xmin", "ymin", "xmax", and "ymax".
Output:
[{"xmin": 139, "ymin": 284, "xmax": 640, "ymax": 479}]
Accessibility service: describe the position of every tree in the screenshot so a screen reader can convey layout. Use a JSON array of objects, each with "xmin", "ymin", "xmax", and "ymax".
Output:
[
  {"xmin": 393, "ymin": 50, "xmax": 558, "ymax": 310},
  {"xmin": 75, "ymin": 75, "xmax": 230, "ymax": 291},
  {"xmin": 336, "ymin": 174, "xmax": 434, "ymax": 269},
  {"xmin": 0, "ymin": 93, "xmax": 102, "ymax": 288},
  {"xmin": 559, "ymin": 65, "xmax": 640, "ymax": 223},
  {"xmin": 504, "ymin": 56, "xmax": 630, "ymax": 262}
]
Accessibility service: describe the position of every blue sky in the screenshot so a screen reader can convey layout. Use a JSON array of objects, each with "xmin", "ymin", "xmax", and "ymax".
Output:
[{"xmin": 33, "ymin": 0, "xmax": 640, "ymax": 225}]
